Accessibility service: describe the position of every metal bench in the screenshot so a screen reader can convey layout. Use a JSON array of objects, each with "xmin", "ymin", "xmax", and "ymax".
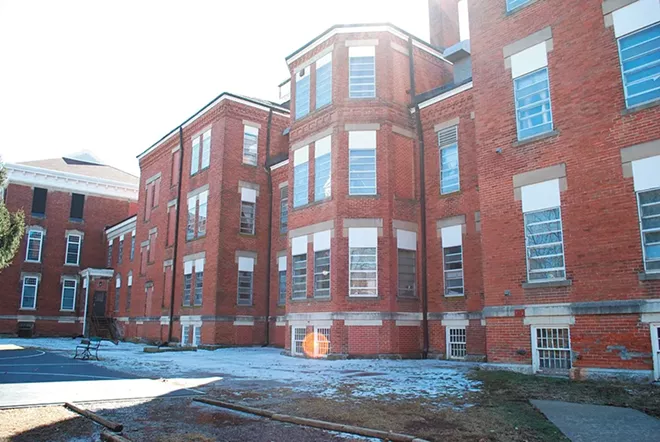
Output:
[{"xmin": 74, "ymin": 338, "xmax": 102, "ymax": 360}]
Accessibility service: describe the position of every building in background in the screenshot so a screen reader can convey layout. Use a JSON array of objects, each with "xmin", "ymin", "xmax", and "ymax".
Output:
[
  {"xmin": 0, "ymin": 152, "xmax": 138, "ymax": 337},
  {"xmin": 1, "ymin": 0, "xmax": 659, "ymax": 381}
]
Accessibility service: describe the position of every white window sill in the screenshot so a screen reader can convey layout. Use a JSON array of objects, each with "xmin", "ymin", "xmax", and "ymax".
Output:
[
  {"xmin": 522, "ymin": 279, "xmax": 572, "ymax": 289},
  {"xmin": 444, "ymin": 294, "xmax": 465, "ymax": 298},
  {"xmin": 348, "ymin": 294, "xmax": 379, "ymax": 298},
  {"xmin": 25, "ymin": 260, "xmax": 41, "ymax": 264},
  {"xmin": 19, "ymin": 308, "xmax": 36, "ymax": 311},
  {"xmin": 64, "ymin": 263, "xmax": 80, "ymax": 267}
]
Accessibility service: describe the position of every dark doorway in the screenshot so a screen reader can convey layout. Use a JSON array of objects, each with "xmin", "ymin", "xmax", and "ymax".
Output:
[{"xmin": 92, "ymin": 291, "xmax": 106, "ymax": 316}]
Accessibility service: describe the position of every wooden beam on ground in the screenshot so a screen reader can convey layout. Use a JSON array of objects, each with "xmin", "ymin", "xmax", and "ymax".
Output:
[
  {"xmin": 100, "ymin": 430, "xmax": 132, "ymax": 442},
  {"xmin": 64, "ymin": 402, "xmax": 124, "ymax": 432}
]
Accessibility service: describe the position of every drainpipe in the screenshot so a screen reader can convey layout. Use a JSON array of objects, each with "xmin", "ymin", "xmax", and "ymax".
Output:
[
  {"xmin": 263, "ymin": 109, "xmax": 274, "ymax": 346},
  {"xmin": 166, "ymin": 126, "xmax": 185, "ymax": 343},
  {"xmin": 409, "ymin": 37, "xmax": 430, "ymax": 359},
  {"xmin": 81, "ymin": 272, "xmax": 90, "ymax": 337}
]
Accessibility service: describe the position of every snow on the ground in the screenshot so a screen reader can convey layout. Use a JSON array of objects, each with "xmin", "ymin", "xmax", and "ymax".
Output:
[{"xmin": 1, "ymin": 337, "xmax": 481, "ymax": 402}]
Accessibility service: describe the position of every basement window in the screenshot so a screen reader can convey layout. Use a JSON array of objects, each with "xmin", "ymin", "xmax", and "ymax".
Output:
[
  {"xmin": 447, "ymin": 327, "xmax": 467, "ymax": 359},
  {"xmin": 532, "ymin": 326, "xmax": 571, "ymax": 373},
  {"xmin": 292, "ymin": 326, "xmax": 306, "ymax": 356},
  {"xmin": 638, "ymin": 188, "xmax": 660, "ymax": 273}
]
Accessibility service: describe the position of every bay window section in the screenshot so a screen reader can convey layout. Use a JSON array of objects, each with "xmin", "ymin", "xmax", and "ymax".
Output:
[
  {"xmin": 349, "ymin": 46, "xmax": 376, "ymax": 98},
  {"xmin": 315, "ymin": 53, "xmax": 332, "ymax": 109}
]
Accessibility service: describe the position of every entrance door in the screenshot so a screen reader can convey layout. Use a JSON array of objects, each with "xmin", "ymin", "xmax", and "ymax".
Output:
[
  {"xmin": 652, "ymin": 325, "xmax": 660, "ymax": 381},
  {"xmin": 92, "ymin": 291, "xmax": 106, "ymax": 317}
]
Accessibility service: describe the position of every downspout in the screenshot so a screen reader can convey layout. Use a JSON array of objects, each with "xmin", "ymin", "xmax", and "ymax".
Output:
[
  {"xmin": 81, "ymin": 273, "xmax": 90, "ymax": 337},
  {"xmin": 263, "ymin": 109, "xmax": 274, "ymax": 347},
  {"xmin": 166, "ymin": 126, "xmax": 185, "ymax": 343},
  {"xmin": 409, "ymin": 37, "xmax": 430, "ymax": 359}
]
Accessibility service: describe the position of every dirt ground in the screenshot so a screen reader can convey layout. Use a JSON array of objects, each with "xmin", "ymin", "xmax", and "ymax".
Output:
[{"xmin": 2, "ymin": 369, "xmax": 660, "ymax": 442}]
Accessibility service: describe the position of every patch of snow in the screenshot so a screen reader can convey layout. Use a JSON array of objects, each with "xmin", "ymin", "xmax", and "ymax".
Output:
[{"xmin": 1, "ymin": 338, "xmax": 480, "ymax": 403}]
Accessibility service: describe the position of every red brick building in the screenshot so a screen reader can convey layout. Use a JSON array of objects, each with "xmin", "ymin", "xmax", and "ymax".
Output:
[
  {"xmin": 0, "ymin": 153, "xmax": 138, "ymax": 337},
  {"xmin": 3, "ymin": 0, "xmax": 660, "ymax": 381}
]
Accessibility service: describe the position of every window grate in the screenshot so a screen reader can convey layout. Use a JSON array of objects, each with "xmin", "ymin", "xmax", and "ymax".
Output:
[
  {"xmin": 437, "ymin": 126, "xmax": 458, "ymax": 148},
  {"xmin": 293, "ymin": 327, "xmax": 306, "ymax": 355},
  {"xmin": 397, "ymin": 249, "xmax": 416, "ymax": 298},
  {"xmin": 237, "ymin": 270, "xmax": 253, "ymax": 305},
  {"xmin": 278, "ymin": 270, "xmax": 287, "ymax": 304},
  {"xmin": 314, "ymin": 327, "xmax": 331, "ymax": 357},
  {"xmin": 349, "ymin": 149, "xmax": 376, "ymax": 195},
  {"xmin": 292, "ymin": 254, "xmax": 307, "ymax": 299},
  {"xmin": 448, "ymin": 328, "xmax": 467, "ymax": 359},
  {"xmin": 349, "ymin": 247, "xmax": 377, "ymax": 296},
  {"xmin": 535, "ymin": 327, "xmax": 571, "ymax": 371},
  {"xmin": 349, "ymin": 56, "xmax": 375, "ymax": 98},
  {"xmin": 240, "ymin": 201, "xmax": 256, "ymax": 235},
  {"xmin": 183, "ymin": 273, "xmax": 192, "ymax": 306}
]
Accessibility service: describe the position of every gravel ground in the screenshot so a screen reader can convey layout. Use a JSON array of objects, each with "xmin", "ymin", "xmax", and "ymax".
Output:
[{"xmin": 0, "ymin": 405, "xmax": 96, "ymax": 442}]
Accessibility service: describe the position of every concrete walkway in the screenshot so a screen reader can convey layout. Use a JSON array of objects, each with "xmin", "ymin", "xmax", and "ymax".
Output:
[{"xmin": 531, "ymin": 399, "xmax": 660, "ymax": 442}]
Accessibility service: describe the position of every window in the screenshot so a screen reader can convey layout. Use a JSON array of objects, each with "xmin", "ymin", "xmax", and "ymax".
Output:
[
  {"xmin": 191, "ymin": 137, "xmax": 200, "ymax": 175},
  {"xmin": 348, "ymin": 131, "xmax": 377, "ymax": 195},
  {"xmin": 114, "ymin": 275, "xmax": 121, "ymax": 312},
  {"xmin": 638, "ymin": 188, "xmax": 660, "ymax": 272},
  {"xmin": 397, "ymin": 229, "xmax": 417, "ymax": 298},
  {"xmin": 293, "ymin": 147, "xmax": 309, "ymax": 208},
  {"xmin": 152, "ymin": 178, "xmax": 160, "ymax": 208},
  {"xmin": 447, "ymin": 327, "xmax": 467, "ymax": 359},
  {"xmin": 316, "ymin": 53, "xmax": 332, "ymax": 109},
  {"xmin": 240, "ymin": 187, "xmax": 257, "ymax": 235},
  {"xmin": 618, "ymin": 24, "xmax": 660, "ymax": 109},
  {"xmin": 187, "ymin": 190, "xmax": 209, "ymax": 240},
  {"xmin": 201, "ymin": 130, "xmax": 211, "ymax": 170},
  {"xmin": 194, "ymin": 267, "xmax": 203, "ymax": 306},
  {"xmin": 182, "ymin": 325, "xmax": 190, "ymax": 346},
  {"xmin": 533, "ymin": 327, "xmax": 571, "ymax": 372},
  {"xmin": 171, "ymin": 148, "xmax": 181, "ymax": 187},
  {"xmin": 130, "ymin": 231, "xmax": 135, "ymax": 261},
  {"xmin": 183, "ymin": 258, "xmax": 204, "ymax": 306},
  {"xmin": 314, "ymin": 327, "xmax": 331, "ymax": 357},
  {"xmin": 292, "ymin": 236, "xmax": 307, "ymax": 299},
  {"xmin": 314, "ymin": 135, "xmax": 332, "ymax": 201},
  {"xmin": 313, "ymin": 231, "xmax": 331, "ymax": 298},
  {"xmin": 525, "ymin": 207, "xmax": 566, "ymax": 282},
  {"xmin": 442, "ymin": 225, "xmax": 464, "ymax": 296},
  {"xmin": 126, "ymin": 273, "xmax": 132, "ymax": 311},
  {"xmin": 349, "ymin": 46, "xmax": 376, "ymax": 98},
  {"xmin": 193, "ymin": 326, "xmax": 201, "ymax": 347},
  {"xmin": 61, "ymin": 278, "xmax": 77, "ymax": 311},
  {"xmin": 242, "ymin": 125, "xmax": 259, "ymax": 165},
  {"xmin": 278, "ymin": 255, "xmax": 287, "ymax": 304},
  {"xmin": 506, "ymin": 0, "xmax": 531, "ymax": 12},
  {"xmin": 514, "ymin": 67, "xmax": 553, "ymax": 140},
  {"xmin": 117, "ymin": 236, "xmax": 123, "ymax": 265},
  {"xmin": 190, "ymin": 130, "xmax": 211, "ymax": 175},
  {"xmin": 148, "ymin": 230, "xmax": 157, "ymax": 263},
  {"xmin": 348, "ymin": 227, "xmax": 378, "ymax": 297},
  {"xmin": 295, "ymin": 68, "xmax": 310, "ymax": 119},
  {"xmin": 236, "ymin": 256, "xmax": 254, "ymax": 305},
  {"xmin": 26, "ymin": 229, "xmax": 44, "ymax": 262},
  {"xmin": 70, "ymin": 193, "xmax": 85, "ymax": 220},
  {"xmin": 65, "ymin": 234, "xmax": 82, "ymax": 265},
  {"xmin": 107, "ymin": 239, "xmax": 113, "ymax": 267},
  {"xmin": 292, "ymin": 326, "xmax": 306, "ymax": 355},
  {"xmin": 167, "ymin": 205, "xmax": 177, "ymax": 246},
  {"xmin": 31, "ymin": 187, "xmax": 47, "ymax": 216},
  {"xmin": 21, "ymin": 276, "xmax": 39, "ymax": 309},
  {"xmin": 438, "ymin": 126, "xmax": 459, "ymax": 194},
  {"xmin": 140, "ymin": 243, "xmax": 148, "ymax": 275},
  {"xmin": 280, "ymin": 186, "xmax": 288, "ymax": 234},
  {"xmin": 183, "ymin": 273, "xmax": 192, "ymax": 306}
]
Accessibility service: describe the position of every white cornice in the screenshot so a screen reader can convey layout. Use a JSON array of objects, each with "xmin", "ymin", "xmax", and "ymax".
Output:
[
  {"xmin": 286, "ymin": 25, "xmax": 450, "ymax": 66},
  {"xmin": 105, "ymin": 215, "xmax": 137, "ymax": 240},
  {"xmin": 5, "ymin": 163, "xmax": 138, "ymax": 201}
]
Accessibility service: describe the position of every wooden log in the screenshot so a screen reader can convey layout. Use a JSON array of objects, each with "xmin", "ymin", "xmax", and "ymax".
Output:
[
  {"xmin": 100, "ymin": 430, "xmax": 132, "ymax": 442},
  {"xmin": 193, "ymin": 397, "xmax": 274, "ymax": 418},
  {"xmin": 64, "ymin": 402, "xmax": 123, "ymax": 432}
]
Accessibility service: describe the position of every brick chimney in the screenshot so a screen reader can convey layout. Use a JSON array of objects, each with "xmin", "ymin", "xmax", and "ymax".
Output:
[{"xmin": 428, "ymin": 0, "xmax": 460, "ymax": 49}]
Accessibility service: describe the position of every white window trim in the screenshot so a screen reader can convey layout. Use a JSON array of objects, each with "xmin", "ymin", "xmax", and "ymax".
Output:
[
  {"xmin": 192, "ymin": 325, "xmax": 201, "ymax": 347},
  {"xmin": 442, "ymin": 245, "xmax": 464, "ymax": 297},
  {"xmin": 20, "ymin": 276, "xmax": 39, "ymax": 310},
  {"xmin": 25, "ymin": 229, "xmax": 44, "ymax": 263},
  {"xmin": 65, "ymin": 234, "xmax": 82, "ymax": 266},
  {"xmin": 530, "ymin": 325, "xmax": 572, "ymax": 374},
  {"xmin": 617, "ymin": 22, "xmax": 660, "ymax": 110},
  {"xmin": 60, "ymin": 278, "xmax": 77, "ymax": 312},
  {"xmin": 181, "ymin": 325, "xmax": 190, "ymax": 346},
  {"xmin": 513, "ymin": 67, "xmax": 554, "ymax": 141},
  {"xmin": 446, "ymin": 326, "xmax": 467, "ymax": 360}
]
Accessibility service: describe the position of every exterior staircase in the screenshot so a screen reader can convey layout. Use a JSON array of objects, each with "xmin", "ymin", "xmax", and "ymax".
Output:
[{"xmin": 90, "ymin": 316, "xmax": 119, "ymax": 344}]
